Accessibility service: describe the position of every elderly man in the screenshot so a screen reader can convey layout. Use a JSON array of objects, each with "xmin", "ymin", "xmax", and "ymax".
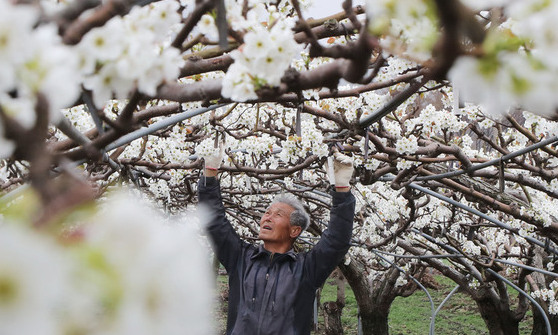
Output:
[{"xmin": 198, "ymin": 147, "xmax": 355, "ymax": 335}]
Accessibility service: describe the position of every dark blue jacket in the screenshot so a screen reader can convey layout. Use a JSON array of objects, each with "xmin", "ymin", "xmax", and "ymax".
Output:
[{"xmin": 199, "ymin": 176, "xmax": 355, "ymax": 335}]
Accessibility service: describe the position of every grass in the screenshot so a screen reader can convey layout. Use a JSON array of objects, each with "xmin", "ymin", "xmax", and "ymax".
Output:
[
  {"xmin": 214, "ymin": 273, "xmax": 534, "ymax": 334},
  {"xmin": 387, "ymin": 277, "xmax": 489, "ymax": 335}
]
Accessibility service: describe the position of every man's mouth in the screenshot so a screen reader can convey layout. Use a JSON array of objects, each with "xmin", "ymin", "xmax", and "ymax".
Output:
[{"xmin": 262, "ymin": 225, "xmax": 272, "ymax": 230}]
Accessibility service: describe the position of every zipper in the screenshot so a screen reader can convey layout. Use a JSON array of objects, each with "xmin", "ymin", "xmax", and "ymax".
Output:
[{"xmin": 257, "ymin": 253, "xmax": 275, "ymax": 334}]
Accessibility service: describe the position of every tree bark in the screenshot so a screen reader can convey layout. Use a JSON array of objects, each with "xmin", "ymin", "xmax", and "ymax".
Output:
[
  {"xmin": 339, "ymin": 260, "xmax": 409, "ymax": 335},
  {"xmin": 323, "ymin": 301, "xmax": 344, "ymax": 335},
  {"xmin": 314, "ymin": 288, "xmax": 322, "ymax": 332},
  {"xmin": 361, "ymin": 309, "xmax": 389, "ymax": 335},
  {"xmin": 530, "ymin": 308, "xmax": 558, "ymax": 335},
  {"xmin": 527, "ymin": 247, "xmax": 558, "ymax": 335},
  {"xmin": 323, "ymin": 269, "xmax": 346, "ymax": 335},
  {"xmin": 476, "ymin": 296, "xmax": 520, "ymax": 335}
]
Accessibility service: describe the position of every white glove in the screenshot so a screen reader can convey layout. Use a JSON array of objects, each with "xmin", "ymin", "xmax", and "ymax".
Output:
[
  {"xmin": 203, "ymin": 140, "xmax": 225, "ymax": 171},
  {"xmin": 325, "ymin": 150, "xmax": 353, "ymax": 187}
]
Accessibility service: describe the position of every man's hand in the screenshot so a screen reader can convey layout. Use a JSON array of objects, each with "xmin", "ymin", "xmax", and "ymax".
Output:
[
  {"xmin": 325, "ymin": 149, "xmax": 354, "ymax": 191},
  {"xmin": 202, "ymin": 138, "xmax": 225, "ymax": 177}
]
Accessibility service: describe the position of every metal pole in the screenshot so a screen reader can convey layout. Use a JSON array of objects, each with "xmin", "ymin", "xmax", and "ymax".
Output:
[
  {"xmin": 313, "ymin": 294, "xmax": 319, "ymax": 331},
  {"xmin": 363, "ymin": 248, "xmax": 558, "ymax": 279},
  {"xmin": 373, "ymin": 250, "xmax": 462, "ymax": 260},
  {"xmin": 105, "ymin": 103, "xmax": 227, "ymax": 152},
  {"xmin": 416, "ymin": 136, "xmax": 558, "ymax": 182},
  {"xmin": 493, "ymin": 258, "xmax": 558, "ymax": 279},
  {"xmin": 359, "ymin": 78, "xmax": 427, "ymax": 128},
  {"xmin": 429, "ymin": 285, "xmax": 460, "ymax": 334}
]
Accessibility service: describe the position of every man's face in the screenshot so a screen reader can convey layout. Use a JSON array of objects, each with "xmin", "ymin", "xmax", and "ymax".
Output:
[{"xmin": 258, "ymin": 202, "xmax": 300, "ymax": 244}]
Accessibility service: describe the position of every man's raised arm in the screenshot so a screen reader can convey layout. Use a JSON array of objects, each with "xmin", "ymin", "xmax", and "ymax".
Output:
[
  {"xmin": 198, "ymin": 139, "xmax": 245, "ymax": 273},
  {"xmin": 306, "ymin": 150, "xmax": 356, "ymax": 287}
]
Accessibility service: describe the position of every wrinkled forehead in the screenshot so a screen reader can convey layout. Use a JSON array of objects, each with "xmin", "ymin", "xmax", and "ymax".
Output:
[{"xmin": 267, "ymin": 202, "xmax": 295, "ymax": 214}]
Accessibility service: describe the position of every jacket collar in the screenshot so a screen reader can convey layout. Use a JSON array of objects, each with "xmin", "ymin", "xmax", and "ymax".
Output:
[{"xmin": 251, "ymin": 244, "xmax": 297, "ymax": 261}]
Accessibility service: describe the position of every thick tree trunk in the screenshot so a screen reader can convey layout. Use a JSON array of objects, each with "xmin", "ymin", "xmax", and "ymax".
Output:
[
  {"xmin": 336, "ymin": 270, "xmax": 346, "ymax": 307},
  {"xmin": 360, "ymin": 308, "xmax": 389, "ymax": 335},
  {"xmin": 323, "ymin": 269, "xmax": 346, "ymax": 334},
  {"xmin": 530, "ymin": 307, "xmax": 558, "ymax": 335},
  {"xmin": 339, "ymin": 261, "xmax": 397, "ymax": 335},
  {"xmin": 476, "ymin": 297, "xmax": 520, "ymax": 335},
  {"xmin": 323, "ymin": 301, "xmax": 344, "ymax": 335}
]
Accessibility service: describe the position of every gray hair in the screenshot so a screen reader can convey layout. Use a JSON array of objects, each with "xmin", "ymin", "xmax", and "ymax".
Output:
[{"xmin": 271, "ymin": 194, "xmax": 310, "ymax": 232}]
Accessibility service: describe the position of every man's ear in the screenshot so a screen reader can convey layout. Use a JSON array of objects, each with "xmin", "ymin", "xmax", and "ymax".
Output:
[{"xmin": 290, "ymin": 225, "xmax": 302, "ymax": 239}]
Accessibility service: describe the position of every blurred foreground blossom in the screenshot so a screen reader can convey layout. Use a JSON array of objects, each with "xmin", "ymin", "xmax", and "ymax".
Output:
[
  {"xmin": 0, "ymin": 0, "xmax": 81, "ymax": 157},
  {"xmin": 0, "ymin": 225, "xmax": 70, "ymax": 335},
  {"xmin": 0, "ymin": 189, "xmax": 214, "ymax": 335}
]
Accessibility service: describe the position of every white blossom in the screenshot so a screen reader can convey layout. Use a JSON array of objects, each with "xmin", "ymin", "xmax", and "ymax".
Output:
[
  {"xmin": 78, "ymin": 190, "xmax": 214, "ymax": 335},
  {"xmin": 450, "ymin": 2, "xmax": 558, "ymax": 119},
  {"xmin": 462, "ymin": 240, "xmax": 481, "ymax": 256},
  {"xmin": 0, "ymin": 225, "xmax": 70, "ymax": 335},
  {"xmin": 469, "ymin": 278, "xmax": 480, "ymax": 289},
  {"xmin": 365, "ymin": 0, "xmax": 439, "ymax": 62},
  {"xmin": 77, "ymin": 0, "xmax": 184, "ymax": 108},
  {"xmin": 395, "ymin": 135, "xmax": 418, "ymax": 155},
  {"xmin": 221, "ymin": 7, "xmax": 301, "ymax": 101},
  {"xmin": 0, "ymin": 1, "xmax": 37, "ymax": 92},
  {"xmin": 197, "ymin": 14, "xmax": 219, "ymax": 41}
]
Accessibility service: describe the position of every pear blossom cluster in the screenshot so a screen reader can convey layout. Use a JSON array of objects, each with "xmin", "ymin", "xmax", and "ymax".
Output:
[
  {"xmin": 77, "ymin": 0, "xmax": 184, "ymax": 108},
  {"xmin": 522, "ymin": 110, "xmax": 558, "ymax": 139},
  {"xmin": 394, "ymin": 273, "xmax": 409, "ymax": 288},
  {"xmin": 365, "ymin": 0, "xmax": 439, "ymax": 62},
  {"xmin": 468, "ymin": 278, "xmax": 480, "ymax": 289},
  {"xmin": 364, "ymin": 0, "xmax": 558, "ymax": 121},
  {"xmin": 278, "ymin": 121, "xmax": 329, "ymax": 165},
  {"xmin": 195, "ymin": 137, "xmax": 225, "ymax": 162},
  {"xmin": 359, "ymin": 157, "xmax": 382, "ymax": 172},
  {"xmin": 411, "ymin": 199, "xmax": 446, "ymax": 230},
  {"xmin": 395, "ymin": 158, "xmax": 417, "ymax": 170},
  {"xmin": 395, "ymin": 135, "xmax": 418, "ymax": 155},
  {"xmin": 40, "ymin": 0, "xmax": 76, "ymax": 15},
  {"xmin": 58, "ymin": 105, "xmax": 96, "ymax": 139},
  {"xmin": 0, "ymin": 1, "xmax": 81, "ymax": 156},
  {"xmin": 240, "ymin": 134, "xmax": 277, "ymax": 157},
  {"xmin": 449, "ymin": 1, "xmax": 558, "ymax": 118},
  {"xmin": 404, "ymin": 104, "xmax": 467, "ymax": 138},
  {"xmin": 0, "ymin": 225, "xmax": 70, "ymax": 335},
  {"xmin": 0, "ymin": 190, "xmax": 213, "ymax": 335},
  {"xmin": 532, "ymin": 282, "xmax": 558, "ymax": 315},
  {"xmin": 462, "ymin": 241, "xmax": 482, "ymax": 256},
  {"xmin": 221, "ymin": 8, "xmax": 301, "ymax": 101}
]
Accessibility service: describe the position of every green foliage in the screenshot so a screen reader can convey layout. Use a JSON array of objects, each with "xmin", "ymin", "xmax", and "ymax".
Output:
[{"xmin": 389, "ymin": 287, "xmax": 488, "ymax": 334}]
